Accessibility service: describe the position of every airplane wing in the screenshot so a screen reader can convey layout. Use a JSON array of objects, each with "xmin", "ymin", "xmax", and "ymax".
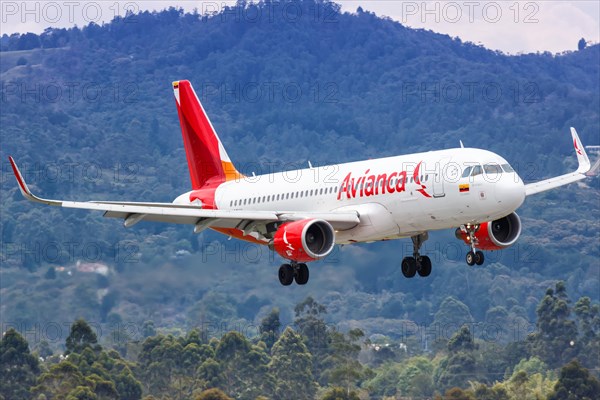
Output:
[
  {"xmin": 8, "ymin": 157, "xmax": 360, "ymax": 232},
  {"xmin": 524, "ymin": 128, "xmax": 591, "ymax": 196}
]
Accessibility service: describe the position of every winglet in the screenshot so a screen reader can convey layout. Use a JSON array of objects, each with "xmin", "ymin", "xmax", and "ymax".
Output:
[
  {"xmin": 570, "ymin": 127, "xmax": 590, "ymax": 174},
  {"xmin": 8, "ymin": 157, "xmax": 61, "ymax": 205}
]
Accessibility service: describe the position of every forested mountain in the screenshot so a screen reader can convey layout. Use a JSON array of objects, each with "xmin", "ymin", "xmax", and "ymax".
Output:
[{"xmin": 0, "ymin": 1, "xmax": 598, "ymax": 397}]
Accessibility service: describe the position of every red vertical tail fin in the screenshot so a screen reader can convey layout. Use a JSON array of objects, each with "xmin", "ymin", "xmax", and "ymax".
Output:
[{"xmin": 173, "ymin": 80, "xmax": 243, "ymax": 189}]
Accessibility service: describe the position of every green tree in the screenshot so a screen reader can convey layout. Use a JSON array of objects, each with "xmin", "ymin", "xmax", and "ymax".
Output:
[
  {"xmin": 431, "ymin": 297, "xmax": 474, "ymax": 349},
  {"xmin": 269, "ymin": 327, "xmax": 315, "ymax": 400},
  {"xmin": 323, "ymin": 329, "xmax": 365, "ymax": 394},
  {"xmin": 397, "ymin": 357, "xmax": 434, "ymax": 397},
  {"xmin": 434, "ymin": 297, "xmax": 474, "ymax": 327},
  {"xmin": 66, "ymin": 386, "xmax": 97, "ymax": 400},
  {"xmin": 528, "ymin": 282, "xmax": 578, "ymax": 368},
  {"xmin": 114, "ymin": 371, "xmax": 143, "ymax": 400},
  {"xmin": 195, "ymin": 388, "xmax": 233, "ymax": 400},
  {"xmin": 548, "ymin": 359, "xmax": 600, "ymax": 400},
  {"xmin": 294, "ymin": 296, "xmax": 331, "ymax": 382},
  {"xmin": 259, "ymin": 308, "xmax": 281, "ymax": 349},
  {"xmin": 320, "ymin": 386, "xmax": 360, "ymax": 400},
  {"xmin": 441, "ymin": 387, "xmax": 476, "ymax": 400},
  {"xmin": 138, "ymin": 332, "xmax": 210, "ymax": 399},
  {"xmin": 66, "ymin": 319, "xmax": 99, "ymax": 355},
  {"xmin": 141, "ymin": 320, "xmax": 156, "ymax": 338},
  {"xmin": 32, "ymin": 361, "xmax": 85, "ymax": 399},
  {"xmin": 573, "ymin": 296, "xmax": 600, "ymax": 368},
  {"xmin": 512, "ymin": 356, "xmax": 548, "ymax": 377},
  {"xmin": 434, "ymin": 326, "xmax": 479, "ymax": 391},
  {"xmin": 471, "ymin": 383, "xmax": 509, "ymax": 400},
  {"xmin": 214, "ymin": 331, "xmax": 270, "ymax": 399},
  {"xmin": 0, "ymin": 328, "xmax": 40, "ymax": 400},
  {"xmin": 44, "ymin": 266, "xmax": 57, "ymax": 279}
]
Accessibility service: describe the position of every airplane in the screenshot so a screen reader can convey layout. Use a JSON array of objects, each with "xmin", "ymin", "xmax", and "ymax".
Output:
[{"xmin": 8, "ymin": 80, "xmax": 592, "ymax": 286}]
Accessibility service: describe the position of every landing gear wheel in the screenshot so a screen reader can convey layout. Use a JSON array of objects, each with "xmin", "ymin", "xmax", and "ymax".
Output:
[
  {"xmin": 466, "ymin": 251, "xmax": 476, "ymax": 266},
  {"xmin": 418, "ymin": 256, "xmax": 432, "ymax": 277},
  {"xmin": 278, "ymin": 264, "xmax": 294, "ymax": 286},
  {"xmin": 475, "ymin": 251, "xmax": 485, "ymax": 266},
  {"xmin": 401, "ymin": 257, "xmax": 417, "ymax": 278},
  {"xmin": 295, "ymin": 263, "xmax": 309, "ymax": 285}
]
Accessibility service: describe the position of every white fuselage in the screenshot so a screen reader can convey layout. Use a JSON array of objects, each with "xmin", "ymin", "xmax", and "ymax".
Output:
[{"xmin": 174, "ymin": 147, "xmax": 526, "ymax": 244}]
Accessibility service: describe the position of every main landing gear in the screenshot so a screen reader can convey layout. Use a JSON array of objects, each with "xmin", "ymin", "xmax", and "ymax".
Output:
[
  {"xmin": 460, "ymin": 224, "xmax": 485, "ymax": 266},
  {"xmin": 278, "ymin": 262, "xmax": 309, "ymax": 286},
  {"xmin": 401, "ymin": 233, "xmax": 432, "ymax": 278}
]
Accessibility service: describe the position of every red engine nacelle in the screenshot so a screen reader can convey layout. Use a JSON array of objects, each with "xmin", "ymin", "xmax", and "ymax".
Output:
[
  {"xmin": 272, "ymin": 219, "xmax": 335, "ymax": 262},
  {"xmin": 455, "ymin": 212, "xmax": 522, "ymax": 250}
]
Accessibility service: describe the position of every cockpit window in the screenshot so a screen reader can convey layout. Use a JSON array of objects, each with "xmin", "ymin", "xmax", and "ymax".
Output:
[
  {"xmin": 484, "ymin": 164, "xmax": 502, "ymax": 175},
  {"xmin": 471, "ymin": 165, "xmax": 483, "ymax": 177},
  {"xmin": 501, "ymin": 163, "xmax": 515, "ymax": 173},
  {"xmin": 461, "ymin": 166, "xmax": 473, "ymax": 178}
]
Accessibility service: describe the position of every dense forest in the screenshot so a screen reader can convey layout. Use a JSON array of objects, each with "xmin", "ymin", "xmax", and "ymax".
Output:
[
  {"xmin": 1, "ymin": 1, "xmax": 599, "ymax": 398},
  {"xmin": 2, "ymin": 283, "xmax": 599, "ymax": 399}
]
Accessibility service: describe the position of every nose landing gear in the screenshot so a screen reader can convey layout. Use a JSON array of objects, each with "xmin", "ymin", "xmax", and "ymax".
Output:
[
  {"xmin": 461, "ymin": 224, "xmax": 485, "ymax": 266},
  {"xmin": 401, "ymin": 233, "xmax": 432, "ymax": 278}
]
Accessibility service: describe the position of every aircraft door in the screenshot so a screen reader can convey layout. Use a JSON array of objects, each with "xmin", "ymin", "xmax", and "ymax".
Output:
[{"xmin": 432, "ymin": 157, "xmax": 453, "ymax": 198}]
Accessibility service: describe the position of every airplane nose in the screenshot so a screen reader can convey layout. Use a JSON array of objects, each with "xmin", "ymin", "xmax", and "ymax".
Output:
[{"xmin": 495, "ymin": 174, "xmax": 525, "ymax": 210}]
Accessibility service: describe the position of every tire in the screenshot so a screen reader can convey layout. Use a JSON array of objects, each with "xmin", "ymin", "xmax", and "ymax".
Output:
[
  {"xmin": 295, "ymin": 263, "xmax": 309, "ymax": 285},
  {"xmin": 418, "ymin": 256, "xmax": 432, "ymax": 277},
  {"xmin": 401, "ymin": 257, "xmax": 417, "ymax": 278},
  {"xmin": 278, "ymin": 264, "xmax": 294, "ymax": 286},
  {"xmin": 475, "ymin": 251, "xmax": 485, "ymax": 266},
  {"xmin": 466, "ymin": 251, "xmax": 475, "ymax": 266}
]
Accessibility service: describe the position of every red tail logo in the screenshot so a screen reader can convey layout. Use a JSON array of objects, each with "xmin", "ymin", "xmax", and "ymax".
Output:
[{"xmin": 574, "ymin": 138, "xmax": 583, "ymax": 155}]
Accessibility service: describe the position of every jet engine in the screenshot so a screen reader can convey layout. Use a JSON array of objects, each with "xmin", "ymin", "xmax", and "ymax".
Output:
[
  {"xmin": 272, "ymin": 219, "xmax": 335, "ymax": 262},
  {"xmin": 455, "ymin": 212, "xmax": 522, "ymax": 250}
]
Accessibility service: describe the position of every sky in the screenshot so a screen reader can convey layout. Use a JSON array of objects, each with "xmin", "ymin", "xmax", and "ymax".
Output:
[{"xmin": 1, "ymin": 1, "xmax": 599, "ymax": 54}]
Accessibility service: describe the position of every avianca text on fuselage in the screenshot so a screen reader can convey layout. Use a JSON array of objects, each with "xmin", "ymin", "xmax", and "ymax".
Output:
[{"xmin": 337, "ymin": 161, "xmax": 431, "ymax": 200}]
